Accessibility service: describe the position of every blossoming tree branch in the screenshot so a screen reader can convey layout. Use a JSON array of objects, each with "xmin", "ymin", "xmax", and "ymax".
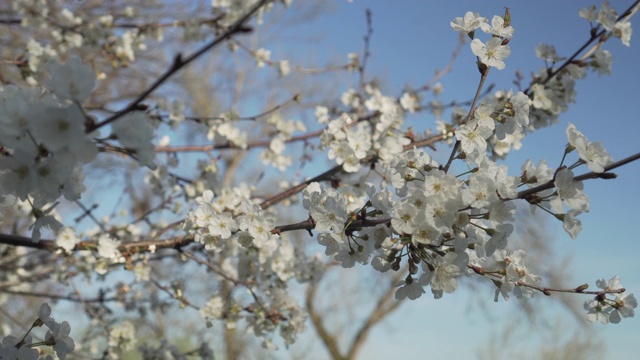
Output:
[{"xmin": 0, "ymin": 0, "xmax": 639, "ymax": 358}]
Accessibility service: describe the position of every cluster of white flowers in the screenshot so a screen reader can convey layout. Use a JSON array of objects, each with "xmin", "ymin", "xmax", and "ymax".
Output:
[
  {"xmin": 200, "ymin": 295, "xmax": 226, "ymax": 321},
  {"xmin": 0, "ymin": 54, "xmax": 163, "ymax": 241},
  {"xmin": 254, "ymin": 48, "xmax": 271, "ymax": 68},
  {"xmin": 185, "ymin": 187, "xmax": 311, "ymax": 347},
  {"xmin": 585, "ymin": 276, "xmax": 637, "ymax": 324},
  {"xmin": 0, "ymin": 303, "xmax": 75, "ymax": 359},
  {"xmin": 580, "ymin": 3, "xmax": 633, "ymax": 46},
  {"xmin": 297, "ymin": 9, "xmax": 635, "ymax": 322},
  {"xmin": 0, "ymin": 58, "xmax": 98, "ymax": 240},
  {"xmin": 446, "ymin": 4, "xmax": 629, "ymax": 162},
  {"xmin": 185, "ymin": 187, "xmax": 303, "ymax": 278},
  {"xmin": 107, "ymin": 321, "xmax": 137, "ymax": 358},
  {"xmin": 320, "ymin": 87, "xmax": 412, "ymax": 172},
  {"xmin": 212, "ymin": 0, "xmax": 283, "ymax": 26},
  {"xmin": 15, "ymin": 0, "xmax": 161, "ymax": 76},
  {"xmin": 259, "ymin": 114, "xmax": 306, "ymax": 171},
  {"xmin": 451, "ymin": 12, "xmax": 513, "ymax": 71},
  {"xmin": 2, "ymin": 0, "xmax": 312, "ymax": 354},
  {"xmin": 186, "ymin": 189, "xmax": 237, "ymax": 251},
  {"xmin": 306, "ymin": 117, "xmax": 623, "ymax": 310},
  {"xmin": 206, "ymin": 114, "xmax": 249, "ymax": 149},
  {"xmin": 0, "ymin": 1, "xmax": 638, "ymax": 356}
]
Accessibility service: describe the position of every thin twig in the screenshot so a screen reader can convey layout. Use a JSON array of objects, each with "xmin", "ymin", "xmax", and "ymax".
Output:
[
  {"xmin": 150, "ymin": 278, "xmax": 199, "ymax": 310},
  {"xmin": 88, "ymin": 0, "xmax": 272, "ymax": 133},
  {"xmin": 358, "ymin": 9, "xmax": 374, "ymax": 95},
  {"xmin": 442, "ymin": 67, "xmax": 490, "ymax": 173},
  {"xmin": 0, "ymin": 289, "xmax": 120, "ymax": 303},
  {"xmin": 517, "ymin": 281, "xmax": 625, "ymax": 296},
  {"xmin": 527, "ymin": 0, "xmax": 640, "ymax": 93},
  {"xmin": 514, "ymin": 151, "xmax": 640, "ymax": 200}
]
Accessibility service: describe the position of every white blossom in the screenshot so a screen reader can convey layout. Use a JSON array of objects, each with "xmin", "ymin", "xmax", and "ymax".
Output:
[
  {"xmin": 566, "ymin": 123, "xmax": 613, "ymax": 173},
  {"xmin": 450, "ymin": 12, "xmax": 486, "ymax": 34},
  {"xmin": 480, "ymin": 15, "xmax": 514, "ymax": 38},
  {"xmin": 97, "ymin": 234, "xmax": 121, "ymax": 259},
  {"xmin": 470, "ymin": 37, "xmax": 511, "ymax": 70},
  {"xmin": 56, "ymin": 227, "xmax": 80, "ymax": 252},
  {"xmin": 44, "ymin": 57, "xmax": 95, "ymax": 101}
]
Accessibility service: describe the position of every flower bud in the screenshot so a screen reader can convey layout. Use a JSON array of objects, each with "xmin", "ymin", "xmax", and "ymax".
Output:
[
  {"xmin": 470, "ymin": 265, "xmax": 485, "ymax": 275},
  {"xmin": 455, "ymin": 212, "xmax": 470, "ymax": 227},
  {"xmin": 504, "ymin": 258, "xmax": 512, "ymax": 267},
  {"xmin": 598, "ymin": 172, "xmax": 617, "ymax": 179},
  {"xmin": 525, "ymin": 195, "xmax": 542, "ymax": 205},
  {"xmin": 565, "ymin": 144, "xmax": 575, "ymax": 154},
  {"xmin": 614, "ymin": 299, "xmax": 625, "ymax": 309},
  {"xmin": 503, "ymin": 106, "xmax": 515, "ymax": 117},
  {"xmin": 575, "ymin": 284, "xmax": 589, "ymax": 292},
  {"xmin": 392, "ymin": 259, "xmax": 401, "ymax": 271},
  {"xmin": 409, "ymin": 261, "xmax": 419, "ymax": 275},
  {"xmin": 468, "ymin": 30, "xmax": 475, "ymax": 40},
  {"xmin": 476, "ymin": 61, "xmax": 488, "ymax": 75},
  {"xmin": 503, "ymin": 7, "xmax": 511, "ymax": 27}
]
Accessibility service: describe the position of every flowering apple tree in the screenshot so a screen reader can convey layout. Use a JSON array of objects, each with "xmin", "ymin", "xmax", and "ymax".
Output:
[{"xmin": 0, "ymin": 0, "xmax": 639, "ymax": 358}]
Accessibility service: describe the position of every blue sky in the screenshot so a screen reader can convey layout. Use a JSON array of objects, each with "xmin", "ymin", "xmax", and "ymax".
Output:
[{"xmin": 269, "ymin": 0, "xmax": 640, "ymax": 358}]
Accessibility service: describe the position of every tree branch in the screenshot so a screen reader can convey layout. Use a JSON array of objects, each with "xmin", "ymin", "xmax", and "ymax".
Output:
[
  {"xmin": 531, "ymin": 0, "xmax": 640, "ymax": 92},
  {"xmin": 1, "ymin": 151, "xmax": 636, "ymax": 253},
  {"xmin": 345, "ymin": 271, "xmax": 406, "ymax": 360},
  {"xmin": 514, "ymin": 151, "xmax": 640, "ymax": 200},
  {"xmin": 443, "ymin": 65, "xmax": 490, "ymax": 174},
  {"xmin": 88, "ymin": 0, "xmax": 272, "ymax": 133},
  {"xmin": 305, "ymin": 281, "xmax": 344, "ymax": 360}
]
